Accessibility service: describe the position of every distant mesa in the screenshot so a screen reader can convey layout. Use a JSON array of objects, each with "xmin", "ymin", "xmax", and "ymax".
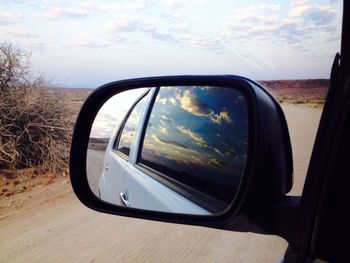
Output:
[
  {"xmin": 89, "ymin": 137, "xmax": 110, "ymax": 144},
  {"xmin": 88, "ymin": 137, "xmax": 110, "ymax": 151},
  {"xmin": 258, "ymin": 79, "xmax": 329, "ymax": 106},
  {"xmin": 258, "ymin": 79, "xmax": 329, "ymax": 91}
]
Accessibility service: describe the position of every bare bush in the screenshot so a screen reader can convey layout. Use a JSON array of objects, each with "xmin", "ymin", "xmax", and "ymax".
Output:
[{"xmin": 0, "ymin": 42, "xmax": 71, "ymax": 170}]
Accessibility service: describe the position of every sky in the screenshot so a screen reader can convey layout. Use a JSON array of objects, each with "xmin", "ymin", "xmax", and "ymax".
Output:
[{"xmin": 0, "ymin": 0, "xmax": 343, "ymax": 88}]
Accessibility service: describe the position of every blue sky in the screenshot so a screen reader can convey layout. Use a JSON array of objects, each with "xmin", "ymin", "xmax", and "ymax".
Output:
[
  {"xmin": 0, "ymin": 0, "xmax": 343, "ymax": 88},
  {"xmin": 141, "ymin": 87, "xmax": 248, "ymax": 171}
]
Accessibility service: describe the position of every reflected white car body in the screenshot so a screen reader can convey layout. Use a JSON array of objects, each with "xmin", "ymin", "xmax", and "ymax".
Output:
[{"xmin": 98, "ymin": 88, "xmax": 210, "ymax": 215}]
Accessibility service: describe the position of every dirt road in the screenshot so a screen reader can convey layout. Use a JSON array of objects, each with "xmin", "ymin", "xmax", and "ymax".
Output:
[
  {"xmin": 282, "ymin": 105, "xmax": 322, "ymax": 195},
  {"xmin": 86, "ymin": 149, "xmax": 105, "ymax": 196},
  {"xmin": 0, "ymin": 104, "xmax": 321, "ymax": 263}
]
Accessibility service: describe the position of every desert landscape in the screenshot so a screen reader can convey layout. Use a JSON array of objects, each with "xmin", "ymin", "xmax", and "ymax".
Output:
[{"xmin": 0, "ymin": 80, "xmax": 326, "ymax": 262}]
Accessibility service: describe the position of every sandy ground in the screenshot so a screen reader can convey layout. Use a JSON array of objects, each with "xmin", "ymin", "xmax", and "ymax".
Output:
[
  {"xmin": 0, "ymin": 104, "xmax": 321, "ymax": 263},
  {"xmin": 282, "ymin": 105, "xmax": 322, "ymax": 195}
]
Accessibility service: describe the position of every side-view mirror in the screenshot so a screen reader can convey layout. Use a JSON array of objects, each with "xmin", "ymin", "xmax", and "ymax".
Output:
[{"xmin": 70, "ymin": 75, "xmax": 293, "ymax": 238}]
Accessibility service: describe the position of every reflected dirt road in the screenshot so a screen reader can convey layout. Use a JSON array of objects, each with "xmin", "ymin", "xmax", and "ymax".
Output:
[{"xmin": 86, "ymin": 149, "xmax": 105, "ymax": 197}]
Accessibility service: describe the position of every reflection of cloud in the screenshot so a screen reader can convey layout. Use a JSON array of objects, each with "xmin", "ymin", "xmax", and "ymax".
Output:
[
  {"xmin": 91, "ymin": 112, "xmax": 121, "ymax": 138},
  {"xmin": 180, "ymin": 90, "xmax": 212, "ymax": 117},
  {"xmin": 156, "ymin": 95, "xmax": 167, "ymax": 105},
  {"xmin": 119, "ymin": 131, "xmax": 135, "ymax": 146},
  {"xmin": 143, "ymin": 139, "xmax": 205, "ymax": 167},
  {"xmin": 208, "ymin": 158, "xmax": 220, "ymax": 167},
  {"xmin": 90, "ymin": 88, "xmax": 147, "ymax": 138},
  {"xmin": 151, "ymin": 134, "xmax": 196, "ymax": 153},
  {"xmin": 218, "ymin": 110, "xmax": 232, "ymax": 123},
  {"xmin": 190, "ymin": 156, "xmax": 206, "ymax": 166},
  {"xmin": 177, "ymin": 125, "xmax": 207, "ymax": 147},
  {"xmin": 161, "ymin": 115, "xmax": 174, "ymax": 124},
  {"xmin": 179, "ymin": 90, "xmax": 233, "ymax": 125},
  {"xmin": 214, "ymin": 148, "xmax": 225, "ymax": 156},
  {"xmin": 169, "ymin": 97, "xmax": 177, "ymax": 106},
  {"xmin": 159, "ymin": 127, "xmax": 168, "ymax": 135}
]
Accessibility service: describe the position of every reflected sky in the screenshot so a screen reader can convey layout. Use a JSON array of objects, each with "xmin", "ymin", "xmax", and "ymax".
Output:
[
  {"xmin": 141, "ymin": 86, "xmax": 248, "ymax": 202},
  {"xmin": 90, "ymin": 88, "xmax": 149, "ymax": 138}
]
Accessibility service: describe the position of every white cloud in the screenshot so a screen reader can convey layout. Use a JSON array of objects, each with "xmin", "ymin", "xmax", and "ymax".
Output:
[
  {"xmin": 43, "ymin": 7, "xmax": 86, "ymax": 20},
  {"xmin": 72, "ymin": 33, "xmax": 110, "ymax": 48},
  {"xmin": 105, "ymin": 16, "xmax": 138, "ymax": 37},
  {"xmin": 19, "ymin": 38, "xmax": 48, "ymax": 51},
  {"xmin": 261, "ymin": 4, "xmax": 281, "ymax": 13},
  {"xmin": 223, "ymin": 2, "xmax": 340, "ymax": 52},
  {"xmin": 0, "ymin": 11, "xmax": 23, "ymax": 24},
  {"xmin": 0, "ymin": 29, "xmax": 34, "ymax": 38},
  {"xmin": 120, "ymin": 1, "xmax": 149, "ymax": 11},
  {"xmin": 182, "ymin": 34, "xmax": 224, "ymax": 52},
  {"xmin": 291, "ymin": 0, "xmax": 308, "ymax": 6},
  {"xmin": 142, "ymin": 21, "xmax": 158, "ymax": 33},
  {"xmin": 82, "ymin": 1, "xmax": 149, "ymax": 13},
  {"xmin": 172, "ymin": 22, "xmax": 189, "ymax": 32},
  {"xmin": 139, "ymin": 21, "xmax": 176, "ymax": 43},
  {"xmin": 161, "ymin": 0, "xmax": 185, "ymax": 8},
  {"xmin": 162, "ymin": 11, "xmax": 186, "ymax": 20},
  {"xmin": 149, "ymin": 30, "xmax": 175, "ymax": 42},
  {"xmin": 289, "ymin": 5, "xmax": 337, "ymax": 25},
  {"xmin": 41, "ymin": 1, "xmax": 149, "ymax": 21}
]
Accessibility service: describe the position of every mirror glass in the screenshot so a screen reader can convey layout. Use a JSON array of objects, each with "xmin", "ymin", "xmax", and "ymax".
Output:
[{"xmin": 87, "ymin": 86, "xmax": 248, "ymax": 215}]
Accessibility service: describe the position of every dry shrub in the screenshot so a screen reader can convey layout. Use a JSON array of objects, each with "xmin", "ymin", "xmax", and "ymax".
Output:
[{"xmin": 0, "ymin": 42, "xmax": 71, "ymax": 171}]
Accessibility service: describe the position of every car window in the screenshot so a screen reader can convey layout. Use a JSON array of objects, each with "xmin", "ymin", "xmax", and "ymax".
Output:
[
  {"xmin": 116, "ymin": 92, "xmax": 150, "ymax": 157},
  {"xmin": 139, "ymin": 86, "xmax": 248, "ymax": 205}
]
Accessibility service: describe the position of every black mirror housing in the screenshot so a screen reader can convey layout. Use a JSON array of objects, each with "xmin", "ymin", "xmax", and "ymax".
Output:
[{"xmin": 70, "ymin": 75, "xmax": 293, "ymax": 234}]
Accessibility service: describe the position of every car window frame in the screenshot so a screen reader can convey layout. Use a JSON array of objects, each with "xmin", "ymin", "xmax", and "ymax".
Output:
[
  {"xmin": 287, "ymin": 3, "xmax": 350, "ymax": 261},
  {"xmin": 112, "ymin": 89, "xmax": 151, "ymax": 161}
]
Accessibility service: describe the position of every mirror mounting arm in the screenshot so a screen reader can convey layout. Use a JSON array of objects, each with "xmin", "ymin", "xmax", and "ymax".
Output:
[{"xmin": 271, "ymin": 196, "xmax": 301, "ymax": 246}]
